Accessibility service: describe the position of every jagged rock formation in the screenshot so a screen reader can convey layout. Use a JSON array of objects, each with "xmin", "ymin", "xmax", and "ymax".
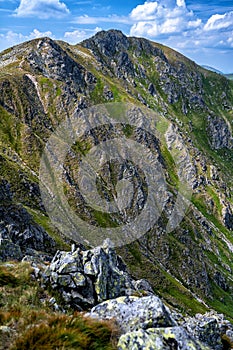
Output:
[
  {"xmin": 0, "ymin": 29, "xmax": 233, "ymax": 322},
  {"xmin": 0, "ymin": 180, "xmax": 56, "ymax": 261},
  {"xmin": 39, "ymin": 240, "xmax": 233, "ymax": 349},
  {"xmin": 41, "ymin": 239, "xmax": 153, "ymax": 310},
  {"xmin": 0, "ymin": 206, "xmax": 56, "ymax": 261}
]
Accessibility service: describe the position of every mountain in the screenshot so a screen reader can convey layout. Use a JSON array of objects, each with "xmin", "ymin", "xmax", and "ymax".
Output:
[
  {"xmin": 0, "ymin": 29, "xmax": 233, "ymax": 325},
  {"xmin": 225, "ymin": 74, "xmax": 233, "ymax": 80},
  {"xmin": 201, "ymin": 65, "xmax": 223, "ymax": 75}
]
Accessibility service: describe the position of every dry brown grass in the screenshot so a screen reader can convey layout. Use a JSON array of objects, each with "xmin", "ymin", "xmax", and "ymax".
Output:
[{"xmin": 0, "ymin": 262, "xmax": 119, "ymax": 350}]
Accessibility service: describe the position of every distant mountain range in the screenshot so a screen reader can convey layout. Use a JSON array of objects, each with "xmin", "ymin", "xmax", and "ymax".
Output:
[{"xmin": 202, "ymin": 65, "xmax": 233, "ymax": 79}]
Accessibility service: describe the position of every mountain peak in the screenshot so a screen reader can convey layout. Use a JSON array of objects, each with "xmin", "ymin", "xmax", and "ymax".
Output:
[{"xmin": 81, "ymin": 29, "xmax": 130, "ymax": 57}]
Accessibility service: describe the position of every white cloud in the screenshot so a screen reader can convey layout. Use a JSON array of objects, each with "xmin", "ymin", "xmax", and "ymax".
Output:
[
  {"xmin": 204, "ymin": 11, "xmax": 233, "ymax": 31},
  {"xmin": 176, "ymin": 0, "xmax": 185, "ymax": 7},
  {"xmin": 128, "ymin": 0, "xmax": 233, "ymax": 61},
  {"xmin": 64, "ymin": 27, "xmax": 101, "ymax": 44},
  {"xmin": 14, "ymin": 0, "xmax": 70, "ymax": 19},
  {"xmin": 75, "ymin": 14, "xmax": 130, "ymax": 25},
  {"xmin": 0, "ymin": 29, "xmax": 53, "ymax": 51},
  {"xmin": 129, "ymin": 0, "xmax": 201, "ymax": 37},
  {"xmin": 130, "ymin": 2, "xmax": 159, "ymax": 21}
]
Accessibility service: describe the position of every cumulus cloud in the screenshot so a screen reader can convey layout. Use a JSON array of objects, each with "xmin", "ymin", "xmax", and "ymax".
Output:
[
  {"xmin": 0, "ymin": 29, "xmax": 53, "ymax": 50},
  {"xmin": 128, "ymin": 0, "xmax": 233, "ymax": 57},
  {"xmin": 204, "ymin": 11, "xmax": 233, "ymax": 31},
  {"xmin": 130, "ymin": 2, "xmax": 159, "ymax": 21},
  {"xmin": 64, "ymin": 27, "xmax": 101, "ymax": 44},
  {"xmin": 129, "ymin": 0, "xmax": 201, "ymax": 37},
  {"xmin": 14, "ymin": 0, "xmax": 70, "ymax": 19}
]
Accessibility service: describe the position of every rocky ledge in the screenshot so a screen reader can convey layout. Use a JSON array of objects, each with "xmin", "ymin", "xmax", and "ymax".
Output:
[{"xmin": 38, "ymin": 239, "xmax": 233, "ymax": 349}]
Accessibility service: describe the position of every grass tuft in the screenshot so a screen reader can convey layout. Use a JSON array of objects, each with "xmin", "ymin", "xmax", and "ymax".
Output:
[{"xmin": 0, "ymin": 261, "xmax": 119, "ymax": 350}]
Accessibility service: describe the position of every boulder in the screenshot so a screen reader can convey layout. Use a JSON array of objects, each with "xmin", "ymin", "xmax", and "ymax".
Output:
[
  {"xmin": 118, "ymin": 327, "xmax": 210, "ymax": 350},
  {"xmin": 87, "ymin": 295, "xmax": 176, "ymax": 333}
]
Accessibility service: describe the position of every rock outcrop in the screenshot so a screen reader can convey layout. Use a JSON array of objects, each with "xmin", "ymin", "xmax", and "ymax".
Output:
[
  {"xmin": 207, "ymin": 115, "xmax": 233, "ymax": 149},
  {"xmin": 39, "ymin": 241, "xmax": 233, "ymax": 349},
  {"xmin": 183, "ymin": 311, "xmax": 233, "ymax": 350},
  {"xmin": 0, "ymin": 204, "xmax": 56, "ymax": 261},
  {"xmin": 41, "ymin": 239, "xmax": 153, "ymax": 310}
]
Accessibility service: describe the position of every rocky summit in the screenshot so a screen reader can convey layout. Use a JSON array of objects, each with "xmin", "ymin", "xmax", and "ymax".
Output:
[{"xmin": 0, "ymin": 29, "xmax": 233, "ymax": 349}]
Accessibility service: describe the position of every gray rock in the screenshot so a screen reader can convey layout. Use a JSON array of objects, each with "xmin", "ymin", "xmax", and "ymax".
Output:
[
  {"xmin": 0, "ymin": 180, "xmax": 13, "ymax": 202},
  {"xmin": 42, "ymin": 239, "xmax": 138, "ymax": 310},
  {"xmin": 132, "ymin": 279, "xmax": 155, "ymax": 295},
  {"xmin": 0, "ymin": 238, "xmax": 23, "ymax": 261},
  {"xmin": 118, "ymin": 327, "xmax": 210, "ymax": 350},
  {"xmin": 183, "ymin": 311, "xmax": 233, "ymax": 350},
  {"xmin": 222, "ymin": 203, "xmax": 233, "ymax": 230},
  {"xmin": 207, "ymin": 115, "xmax": 233, "ymax": 149},
  {"xmin": 148, "ymin": 83, "xmax": 156, "ymax": 96},
  {"xmin": 87, "ymin": 295, "xmax": 176, "ymax": 333},
  {"xmin": 0, "ymin": 205, "xmax": 56, "ymax": 261}
]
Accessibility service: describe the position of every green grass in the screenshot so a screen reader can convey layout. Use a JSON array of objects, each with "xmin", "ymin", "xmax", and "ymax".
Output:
[
  {"xmin": 0, "ymin": 262, "xmax": 118, "ymax": 350},
  {"xmin": 207, "ymin": 281, "xmax": 233, "ymax": 321},
  {"xmin": 90, "ymin": 78, "xmax": 105, "ymax": 104},
  {"xmin": 25, "ymin": 207, "xmax": 69, "ymax": 250},
  {"xmin": 118, "ymin": 243, "xmax": 208, "ymax": 316},
  {"xmin": 72, "ymin": 139, "xmax": 92, "ymax": 156},
  {"xmin": 92, "ymin": 210, "xmax": 119, "ymax": 228},
  {"xmin": 160, "ymin": 143, "xmax": 179, "ymax": 187},
  {"xmin": 206, "ymin": 185, "xmax": 223, "ymax": 214},
  {"xmin": 0, "ymin": 106, "xmax": 21, "ymax": 152}
]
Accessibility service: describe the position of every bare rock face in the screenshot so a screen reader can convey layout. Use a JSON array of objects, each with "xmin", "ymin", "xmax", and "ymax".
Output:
[
  {"xmin": 222, "ymin": 203, "xmax": 233, "ymax": 230},
  {"xmin": 0, "ymin": 205, "xmax": 56, "ymax": 262},
  {"xmin": 207, "ymin": 115, "xmax": 233, "ymax": 149},
  {"xmin": 26, "ymin": 38, "xmax": 96, "ymax": 93}
]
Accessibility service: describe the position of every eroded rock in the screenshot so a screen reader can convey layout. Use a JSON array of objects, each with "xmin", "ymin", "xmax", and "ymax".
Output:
[
  {"xmin": 118, "ymin": 327, "xmax": 210, "ymax": 350},
  {"xmin": 41, "ymin": 239, "xmax": 153, "ymax": 310},
  {"xmin": 87, "ymin": 295, "xmax": 176, "ymax": 333}
]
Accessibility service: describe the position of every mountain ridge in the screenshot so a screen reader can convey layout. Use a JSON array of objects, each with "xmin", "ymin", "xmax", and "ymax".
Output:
[{"xmin": 0, "ymin": 29, "xmax": 233, "ymax": 323}]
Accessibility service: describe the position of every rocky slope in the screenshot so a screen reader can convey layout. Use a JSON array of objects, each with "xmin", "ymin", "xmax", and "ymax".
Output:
[{"xmin": 0, "ymin": 29, "xmax": 233, "ymax": 327}]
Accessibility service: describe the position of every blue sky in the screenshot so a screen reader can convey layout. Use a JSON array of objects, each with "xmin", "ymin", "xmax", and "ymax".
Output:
[{"xmin": 0, "ymin": 0, "xmax": 232, "ymax": 73}]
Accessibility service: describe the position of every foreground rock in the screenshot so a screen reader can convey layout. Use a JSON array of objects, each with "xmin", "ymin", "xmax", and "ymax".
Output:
[
  {"xmin": 40, "ymin": 240, "xmax": 233, "ymax": 349},
  {"xmin": 41, "ymin": 239, "xmax": 153, "ymax": 310},
  {"xmin": 87, "ymin": 296, "xmax": 211, "ymax": 349},
  {"xmin": 87, "ymin": 296, "xmax": 233, "ymax": 350},
  {"xmin": 118, "ymin": 327, "xmax": 210, "ymax": 350},
  {"xmin": 87, "ymin": 295, "xmax": 176, "ymax": 333}
]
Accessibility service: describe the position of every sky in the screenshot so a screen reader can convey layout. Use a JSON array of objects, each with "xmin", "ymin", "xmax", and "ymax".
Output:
[{"xmin": 0, "ymin": 0, "xmax": 232, "ymax": 73}]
